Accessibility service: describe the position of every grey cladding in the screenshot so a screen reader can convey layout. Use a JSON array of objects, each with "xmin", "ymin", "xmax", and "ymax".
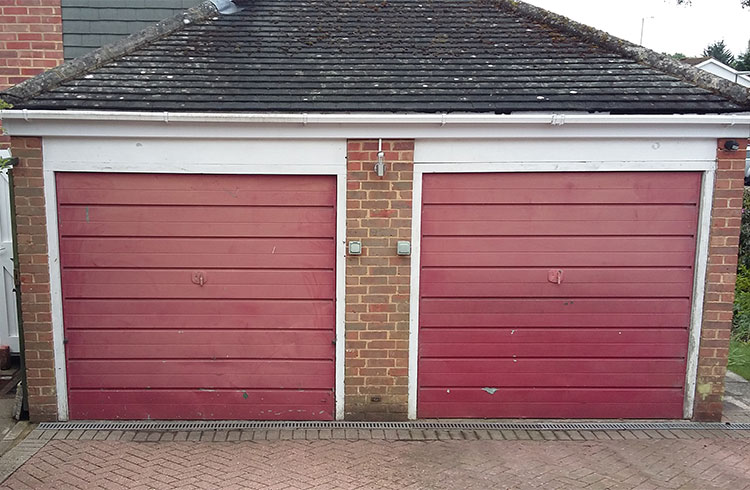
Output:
[
  {"xmin": 15, "ymin": 0, "xmax": 750, "ymax": 113},
  {"xmin": 62, "ymin": 0, "xmax": 202, "ymax": 59}
]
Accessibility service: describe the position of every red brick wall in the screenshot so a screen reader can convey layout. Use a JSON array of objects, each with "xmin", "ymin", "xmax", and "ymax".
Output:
[
  {"xmin": 345, "ymin": 139, "xmax": 414, "ymax": 420},
  {"xmin": 9, "ymin": 136, "xmax": 56, "ymax": 422},
  {"xmin": 0, "ymin": 0, "xmax": 63, "ymax": 148},
  {"xmin": 0, "ymin": 0, "xmax": 62, "ymax": 88},
  {"xmin": 692, "ymin": 138, "xmax": 747, "ymax": 421}
]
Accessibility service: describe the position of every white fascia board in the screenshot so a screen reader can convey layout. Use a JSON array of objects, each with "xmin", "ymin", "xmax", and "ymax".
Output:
[{"xmin": 3, "ymin": 110, "xmax": 750, "ymax": 139}]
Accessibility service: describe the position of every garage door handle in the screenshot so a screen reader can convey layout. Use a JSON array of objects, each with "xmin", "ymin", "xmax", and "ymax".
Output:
[
  {"xmin": 191, "ymin": 271, "xmax": 207, "ymax": 287},
  {"xmin": 547, "ymin": 269, "xmax": 564, "ymax": 285}
]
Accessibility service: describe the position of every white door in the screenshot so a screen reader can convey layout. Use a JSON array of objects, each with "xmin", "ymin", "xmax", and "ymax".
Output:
[{"xmin": 0, "ymin": 150, "xmax": 18, "ymax": 352}]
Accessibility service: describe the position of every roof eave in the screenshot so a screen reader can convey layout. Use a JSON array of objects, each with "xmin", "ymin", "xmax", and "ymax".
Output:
[{"xmin": 4, "ymin": 109, "xmax": 750, "ymax": 126}]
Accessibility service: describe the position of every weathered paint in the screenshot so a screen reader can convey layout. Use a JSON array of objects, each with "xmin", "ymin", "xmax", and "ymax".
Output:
[
  {"xmin": 417, "ymin": 172, "xmax": 701, "ymax": 419},
  {"xmin": 57, "ymin": 173, "xmax": 337, "ymax": 420}
]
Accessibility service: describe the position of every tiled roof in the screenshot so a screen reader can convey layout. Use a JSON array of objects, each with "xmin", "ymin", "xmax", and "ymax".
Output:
[{"xmin": 4, "ymin": 0, "xmax": 750, "ymax": 114}]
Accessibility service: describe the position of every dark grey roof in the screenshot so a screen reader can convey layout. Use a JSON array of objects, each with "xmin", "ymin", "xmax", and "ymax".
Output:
[
  {"xmin": 681, "ymin": 57, "xmax": 711, "ymax": 66},
  {"xmin": 62, "ymin": 0, "xmax": 203, "ymax": 60},
  {"xmin": 5, "ymin": 0, "xmax": 750, "ymax": 114}
]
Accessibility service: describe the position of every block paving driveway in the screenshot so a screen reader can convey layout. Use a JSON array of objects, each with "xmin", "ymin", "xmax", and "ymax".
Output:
[{"xmin": 1, "ymin": 429, "xmax": 749, "ymax": 489}]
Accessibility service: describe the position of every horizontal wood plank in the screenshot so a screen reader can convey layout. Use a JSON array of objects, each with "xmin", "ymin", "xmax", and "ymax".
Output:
[
  {"xmin": 421, "ymin": 237, "xmax": 698, "ymax": 253},
  {"xmin": 60, "ymin": 253, "xmax": 334, "ymax": 270},
  {"xmin": 417, "ymin": 400, "xmax": 684, "ymax": 419},
  {"xmin": 421, "ymin": 267, "xmax": 695, "ymax": 284},
  {"xmin": 56, "ymin": 173, "xmax": 336, "ymax": 191},
  {"xmin": 60, "ymin": 238, "xmax": 335, "ymax": 254},
  {"xmin": 420, "ymin": 313, "xmax": 690, "ymax": 328},
  {"xmin": 421, "ymin": 220, "xmax": 696, "ymax": 236},
  {"xmin": 420, "ymin": 342, "xmax": 687, "ymax": 359},
  {"xmin": 420, "ymin": 298, "xmax": 692, "ymax": 314},
  {"xmin": 418, "ymin": 387, "xmax": 683, "ymax": 404},
  {"xmin": 59, "ymin": 221, "xmax": 335, "ymax": 238},
  {"xmin": 58, "ymin": 206, "xmax": 335, "ymax": 225},
  {"xmin": 420, "ymin": 252, "xmax": 695, "ymax": 268},
  {"xmin": 422, "ymin": 188, "xmax": 701, "ymax": 205},
  {"xmin": 419, "ymin": 328, "xmax": 689, "ymax": 344},
  {"xmin": 421, "ymin": 282, "xmax": 693, "ymax": 298},
  {"xmin": 57, "ymin": 189, "xmax": 336, "ymax": 207},
  {"xmin": 67, "ymin": 329, "xmax": 334, "ymax": 360},
  {"xmin": 67, "ymin": 360, "xmax": 334, "ymax": 389},
  {"xmin": 68, "ymin": 390, "xmax": 334, "ymax": 420},
  {"xmin": 423, "ymin": 204, "xmax": 698, "ymax": 222},
  {"xmin": 422, "ymin": 171, "xmax": 701, "ymax": 190},
  {"xmin": 419, "ymin": 358, "xmax": 686, "ymax": 374}
]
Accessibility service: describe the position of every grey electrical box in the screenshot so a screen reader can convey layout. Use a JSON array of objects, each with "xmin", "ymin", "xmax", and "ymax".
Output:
[
  {"xmin": 397, "ymin": 241, "xmax": 411, "ymax": 256},
  {"xmin": 349, "ymin": 241, "xmax": 362, "ymax": 256}
]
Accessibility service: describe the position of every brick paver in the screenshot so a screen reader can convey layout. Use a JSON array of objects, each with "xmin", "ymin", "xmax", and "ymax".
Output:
[{"xmin": 2, "ymin": 437, "xmax": 749, "ymax": 489}]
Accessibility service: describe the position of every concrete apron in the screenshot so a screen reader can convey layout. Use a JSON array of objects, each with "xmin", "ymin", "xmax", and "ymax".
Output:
[
  {"xmin": 724, "ymin": 370, "xmax": 750, "ymax": 423},
  {"xmin": 0, "ymin": 373, "xmax": 748, "ymax": 485}
]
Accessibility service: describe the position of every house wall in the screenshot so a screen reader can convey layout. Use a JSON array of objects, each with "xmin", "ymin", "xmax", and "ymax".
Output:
[
  {"xmin": 0, "ymin": 1, "xmax": 64, "ymax": 148},
  {"xmin": 697, "ymin": 61, "xmax": 750, "ymax": 89},
  {"xmin": 61, "ymin": 0, "xmax": 202, "ymax": 59},
  {"xmin": 4, "ymin": 122, "xmax": 746, "ymax": 422}
]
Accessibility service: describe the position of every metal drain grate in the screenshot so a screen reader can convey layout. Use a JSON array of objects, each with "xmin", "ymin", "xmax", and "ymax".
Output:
[{"xmin": 37, "ymin": 420, "xmax": 750, "ymax": 432}]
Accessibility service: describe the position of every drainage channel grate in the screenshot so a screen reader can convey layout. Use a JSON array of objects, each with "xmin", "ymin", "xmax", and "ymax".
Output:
[{"xmin": 37, "ymin": 421, "xmax": 750, "ymax": 432}]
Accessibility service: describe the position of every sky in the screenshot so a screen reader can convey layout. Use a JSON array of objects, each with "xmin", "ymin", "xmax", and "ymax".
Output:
[{"xmin": 525, "ymin": 0, "xmax": 750, "ymax": 58}]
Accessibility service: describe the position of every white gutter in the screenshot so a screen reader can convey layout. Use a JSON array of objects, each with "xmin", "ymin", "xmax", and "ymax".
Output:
[{"xmin": 3, "ymin": 109, "xmax": 750, "ymax": 126}]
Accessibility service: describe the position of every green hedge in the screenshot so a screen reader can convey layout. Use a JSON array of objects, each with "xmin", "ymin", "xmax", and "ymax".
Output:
[{"xmin": 734, "ymin": 189, "xmax": 750, "ymax": 342}]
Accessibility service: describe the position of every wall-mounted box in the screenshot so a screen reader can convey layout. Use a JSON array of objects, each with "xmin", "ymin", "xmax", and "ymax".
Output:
[{"xmin": 349, "ymin": 241, "xmax": 362, "ymax": 255}]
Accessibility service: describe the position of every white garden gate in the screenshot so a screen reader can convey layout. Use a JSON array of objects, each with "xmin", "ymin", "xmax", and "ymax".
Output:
[{"xmin": 0, "ymin": 149, "xmax": 18, "ymax": 353}]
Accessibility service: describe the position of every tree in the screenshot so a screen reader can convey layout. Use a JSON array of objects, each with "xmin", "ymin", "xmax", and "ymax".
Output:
[
  {"xmin": 703, "ymin": 40, "xmax": 735, "ymax": 66},
  {"xmin": 736, "ymin": 42, "xmax": 750, "ymax": 71}
]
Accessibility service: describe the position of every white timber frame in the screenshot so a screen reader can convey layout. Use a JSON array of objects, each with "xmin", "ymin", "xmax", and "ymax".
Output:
[
  {"xmin": 407, "ymin": 157, "xmax": 716, "ymax": 421},
  {"xmin": 3, "ymin": 110, "xmax": 750, "ymax": 422},
  {"xmin": 39, "ymin": 138, "xmax": 348, "ymax": 421}
]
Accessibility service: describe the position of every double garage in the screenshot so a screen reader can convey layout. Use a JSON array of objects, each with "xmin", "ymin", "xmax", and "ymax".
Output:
[{"xmin": 45, "ymin": 134, "xmax": 709, "ymax": 422}]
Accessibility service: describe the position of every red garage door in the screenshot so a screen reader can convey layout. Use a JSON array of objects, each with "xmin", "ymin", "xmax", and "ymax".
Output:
[
  {"xmin": 57, "ymin": 173, "xmax": 336, "ymax": 420},
  {"xmin": 418, "ymin": 172, "xmax": 701, "ymax": 419}
]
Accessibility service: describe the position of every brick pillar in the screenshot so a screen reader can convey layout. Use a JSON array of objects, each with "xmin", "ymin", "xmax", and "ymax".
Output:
[
  {"xmin": 0, "ymin": 0, "xmax": 64, "ymax": 148},
  {"xmin": 10, "ymin": 136, "xmax": 56, "ymax": 422},
  {"xmin": 345, "ymin": 139, "xmax": 414, "ymax": 420},
  {"xmin": 693, "ymin": 138, "xmax": 746, "ymax": 421}
]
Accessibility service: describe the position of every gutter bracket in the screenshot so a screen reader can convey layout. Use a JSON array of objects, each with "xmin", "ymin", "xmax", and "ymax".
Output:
[{"xmin": 551, "ymin": 114, "xmax": 566, "ymax": 126}]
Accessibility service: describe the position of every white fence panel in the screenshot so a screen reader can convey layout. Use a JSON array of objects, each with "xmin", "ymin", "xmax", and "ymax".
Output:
[{"xmin": 0, "ymin": 149, "xmax": 18, "ymax": 353}]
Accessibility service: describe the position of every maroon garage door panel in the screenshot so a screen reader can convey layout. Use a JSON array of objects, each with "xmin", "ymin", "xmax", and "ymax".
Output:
[
  {"xmin": 418, "ymin": 172, "xmax": 701, "ymax": 419},
  {"xmin": 57, "ymin": 173, "xmax": 336, "ymax": 420}
]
